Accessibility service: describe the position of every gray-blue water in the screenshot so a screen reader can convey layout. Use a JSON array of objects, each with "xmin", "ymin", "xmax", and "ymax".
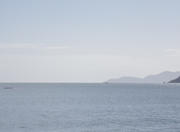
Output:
[{"xmin": 0, "ymin": 83, "xmax": 180, "ymax": 132}]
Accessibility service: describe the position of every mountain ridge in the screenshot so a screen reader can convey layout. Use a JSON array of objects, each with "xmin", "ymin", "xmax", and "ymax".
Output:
[
  {"xmin": 106, "ymin": 71, "xmax": 180, "ymax": 83},
  {"xmin": 169, "ymin": 76, "xmax": 180, "ymax": 83}
]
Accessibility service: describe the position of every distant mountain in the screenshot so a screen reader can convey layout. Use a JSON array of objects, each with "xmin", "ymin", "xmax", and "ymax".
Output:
[
  {"xmin": 143, "ymin": 71, "xmax": 180, "ymax": 83},
  {"xmin": 169, "ymin": 76, "xmax": 180, "ymax": 83},
  {"xmin": 106, "ymin": 71, "xmax": 180, "ymax": 83}
]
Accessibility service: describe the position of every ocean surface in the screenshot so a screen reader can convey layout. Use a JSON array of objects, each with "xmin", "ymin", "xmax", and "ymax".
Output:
[{"xmin": 0, "ymin": 83, "xmax": 180, "ymax": 132}]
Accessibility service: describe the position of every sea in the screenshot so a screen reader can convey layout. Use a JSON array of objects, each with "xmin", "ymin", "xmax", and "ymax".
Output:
[{"xmin": 0, "ymin": 83, "xmax": 180, "ymax": 132}]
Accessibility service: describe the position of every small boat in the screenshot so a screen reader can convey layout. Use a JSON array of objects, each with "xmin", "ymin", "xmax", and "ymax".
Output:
[
  {"xmin": 3, "ymin": 86, "xmax": 13, "ymax": 89},
  {"xmin": 104, "ymin": 82, "xmax": 109, "ymax": 84}
]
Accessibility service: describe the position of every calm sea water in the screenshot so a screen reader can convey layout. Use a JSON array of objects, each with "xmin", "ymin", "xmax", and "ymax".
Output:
[{"xmin": 0, "ymin": 83, "xmax": 180, "ymax": 132}]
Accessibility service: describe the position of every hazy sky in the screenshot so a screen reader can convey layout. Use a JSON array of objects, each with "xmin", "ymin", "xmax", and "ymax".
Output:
[{"xmin": 0, "ymin": 0, "xmax": 180, "ymax": 82}]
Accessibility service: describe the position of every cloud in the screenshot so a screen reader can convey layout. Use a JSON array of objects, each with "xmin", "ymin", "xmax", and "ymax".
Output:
[
  {"xmin": 44, "ymin": 45, "xmax": 69, "ymax": 50},
  {"xmin": 164, "ymin": 48, "xmax": 180, "ymax": 57},
  {"xmin": 0, "ymin": 43, "xmax": 69, "ymax": 49},
  {"xmin": 0, "ymin": 43, "xmax": 70, "ymax": 55}
]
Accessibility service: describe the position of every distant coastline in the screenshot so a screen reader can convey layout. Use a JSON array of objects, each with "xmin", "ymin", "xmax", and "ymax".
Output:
[
  {"xmin": 106, "ymin": 71, "xmax": 180, "ymax": 84},
  {"xmin": 169, "ymin": 76, "xmax": 180, "ymax": 83}
]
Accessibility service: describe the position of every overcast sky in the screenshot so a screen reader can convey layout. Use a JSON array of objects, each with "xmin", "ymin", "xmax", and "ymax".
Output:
[{"xmin": 0, "ymin": 0, "xmax": 180, "ymax": 82}]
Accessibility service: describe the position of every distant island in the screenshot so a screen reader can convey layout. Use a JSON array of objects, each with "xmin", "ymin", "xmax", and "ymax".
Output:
[
  {"xmin": 106, "ymin": 71, "xmax": 180, "ymax": 83},
  {"xmin": 169, "ymin": 76, "xmax": 180, "ymax": 83}
]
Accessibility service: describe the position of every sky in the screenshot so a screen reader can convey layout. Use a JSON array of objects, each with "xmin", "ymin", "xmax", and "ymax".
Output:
[{"xmin": 0, "ymin": 0, "xmax": 180, "ymax": 82}]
